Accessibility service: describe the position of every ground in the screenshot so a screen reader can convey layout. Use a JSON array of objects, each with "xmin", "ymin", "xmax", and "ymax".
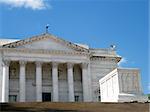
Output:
[{"xmin": 0, "ymin": 102, "xmax": 149, "ymax": 112}]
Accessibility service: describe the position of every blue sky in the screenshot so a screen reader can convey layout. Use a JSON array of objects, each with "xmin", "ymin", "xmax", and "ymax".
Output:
[{"xmin": 0, "ymin": 0, "xmax": 149, "ymax": 94}]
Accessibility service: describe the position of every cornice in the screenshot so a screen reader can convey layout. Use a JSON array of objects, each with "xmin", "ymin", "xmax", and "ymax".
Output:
[{"xmin": 90, "ymin": 56, "xmax": 121, "ymax": 62}]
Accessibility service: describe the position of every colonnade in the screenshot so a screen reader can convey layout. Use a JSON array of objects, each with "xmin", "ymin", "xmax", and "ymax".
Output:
[{"xmin": 1, "ymin": 60, "xmax": 91, "ymax": 102}]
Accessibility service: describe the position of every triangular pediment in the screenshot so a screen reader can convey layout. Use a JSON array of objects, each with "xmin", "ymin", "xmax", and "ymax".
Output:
[{"xmin": 2, "ymin": 33, "xmax": 88, "ymax": 52}]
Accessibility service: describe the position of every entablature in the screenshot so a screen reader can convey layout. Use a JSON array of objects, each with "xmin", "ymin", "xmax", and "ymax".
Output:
[{"xmin": 0, "ymin": 48, "xmax": 90, "ymax": 64}]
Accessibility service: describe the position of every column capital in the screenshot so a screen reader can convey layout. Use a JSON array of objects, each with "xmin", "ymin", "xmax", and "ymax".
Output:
[
  {"xmin": 52, "ymin": 62, "xmax": 58, "ymax": 68},
  {"xmin": 81, "ymin": 63, "xmax": 88, "ymax": 69},
  {"xmin": 35, "ymin": 61, "xmax": 43, "ymax": 67},
  {"xmin": 19, "ymin": 61, "xmax": 27, "ymax": 66},
  {"xmin": 2, "ymin": 60, "xmax": 10, "ymax": 66},
  {"xmin": 67, "ymin": 63, "xmax": 74, "ymax": 69}
]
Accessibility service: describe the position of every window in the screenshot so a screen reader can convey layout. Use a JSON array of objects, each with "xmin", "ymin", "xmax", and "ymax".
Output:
[
  {"xmin": 9, "ymin": 95, "xmax": 17, "ymax": 102},
  {"xmin": 75, "ymin": 96, "xmax": 79, "ymax": 102},
  {"xmin": 98, "ymin": 96, "xmax": 101, "ymax": 101},
  {"xmin": 98, "ymin": 89, "xmax": 101, "ymax": 101}
]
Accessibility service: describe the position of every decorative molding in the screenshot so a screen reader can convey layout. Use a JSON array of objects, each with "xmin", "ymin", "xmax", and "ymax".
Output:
[
  {"xmin": 35, "ymin": 61, "xmax": 43, "ymax": 67},
  {"xmin": 81, "ymin": 63, "xmax": 88, "ymax": 69},
  {"xmin": 67, "ymin": 63, "xmax": 74, "ymax": 69},
  {"xmin": 19, "ymin": 61, "xmax": 27, "ymax": 66},
  {"xmin": 52, "ymin": 62, "xmax": 58, "ymax": 68},
  {"xmin": 2, "ymin": 60, "xmax": 10, "ymax": 66}
]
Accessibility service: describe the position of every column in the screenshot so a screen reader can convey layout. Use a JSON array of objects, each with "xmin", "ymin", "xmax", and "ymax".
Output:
[
  {"xmin": 52, "ymin": 62, "xmax": 59, "ymax": 102},
  {"xmin": 2, "ymin": 60, "xmax": 10, "ymax": 102},
  {"xmin": 82, "ymin": 63, "xmax": 90, "ymax": 102},
  {"xmin": 36, "ymin": 62, "xmax": 42, "ymax": 102},
  {"xmin": 88, "ymin": 62, "xmax": 92, "ymax": 101},
  {"xmin": 19, "ymin": 61, "xmax": 26, "ymax": 102},
  {"xmin": 67, "ymin": 63, "xmax": 74, "ymax": 102}
]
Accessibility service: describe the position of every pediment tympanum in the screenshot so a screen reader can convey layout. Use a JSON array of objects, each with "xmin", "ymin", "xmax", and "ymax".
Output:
[{"xmin": 2, "ymin": 33, "xmax": 88, "ymax": 52}]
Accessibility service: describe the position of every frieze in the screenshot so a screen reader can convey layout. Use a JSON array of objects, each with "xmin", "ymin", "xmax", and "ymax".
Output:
[{"xmin": 0, "ymin": 48, "xmax": 89, "ymax": 56}]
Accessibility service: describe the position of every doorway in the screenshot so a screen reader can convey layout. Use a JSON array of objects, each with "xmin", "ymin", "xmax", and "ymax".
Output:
[{"xmin": 42, "ymin": 93, "xmax": 51, "ymax": 102}]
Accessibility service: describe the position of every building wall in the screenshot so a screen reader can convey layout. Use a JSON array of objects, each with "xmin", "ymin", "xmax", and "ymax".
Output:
[
  {"xmin": 0, "ymin": 51, "xmax": 3, "ymax": 102},
  {"xmin": 90, "ymin": 57, "xmax": 118, "ymax": 102}
]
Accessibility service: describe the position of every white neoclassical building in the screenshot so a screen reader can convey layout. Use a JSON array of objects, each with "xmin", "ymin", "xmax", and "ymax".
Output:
[{"xmin": 0, "ymin": 33, "xmax": 147, "ymax": 102}]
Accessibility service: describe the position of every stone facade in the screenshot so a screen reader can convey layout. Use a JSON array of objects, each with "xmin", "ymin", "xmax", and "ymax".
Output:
[{"xmin": 0, "ymin": 33, "xmax": 147, "ymax": 102}]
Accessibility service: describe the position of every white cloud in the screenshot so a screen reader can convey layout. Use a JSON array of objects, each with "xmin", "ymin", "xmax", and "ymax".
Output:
[
  {"xmin": 0, "ymin": 0, "xmax": 50, "ymax": 10},
  {"xmin": 118, "ymin": 57, "xmax": 127, "ymax": 67}
]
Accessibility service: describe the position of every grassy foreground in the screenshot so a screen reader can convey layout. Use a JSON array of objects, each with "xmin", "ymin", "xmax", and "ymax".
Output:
[{"xmin": 0, "ymin": 102, "xmax": 149, "ymax": 112}]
